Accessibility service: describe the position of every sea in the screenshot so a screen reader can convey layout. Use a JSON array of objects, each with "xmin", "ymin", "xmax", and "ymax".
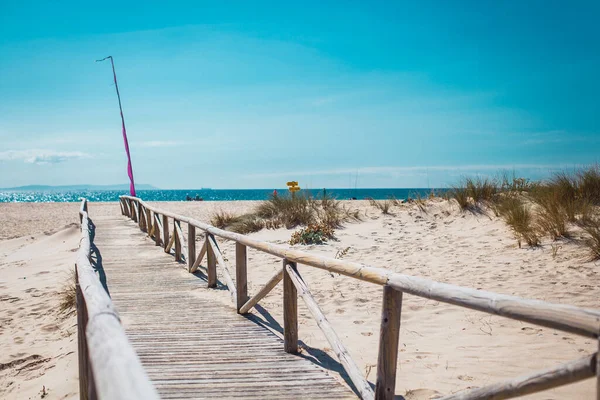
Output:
[{"xmin": 0, "ymin": 188, "xmax": 447, "ymax": 203}]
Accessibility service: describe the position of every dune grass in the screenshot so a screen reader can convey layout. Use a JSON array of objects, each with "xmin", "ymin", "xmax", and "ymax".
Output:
[
  {"xmin": 495, "ymin": 196, "xmax": 540, "ymax": 247},
  {"xmin": 580, "ymin": 219, "xmax": 600, "ymax": 261},
  {"xmin": 58, "ymin": 271, "xmax": 77, "ymax": 316}
]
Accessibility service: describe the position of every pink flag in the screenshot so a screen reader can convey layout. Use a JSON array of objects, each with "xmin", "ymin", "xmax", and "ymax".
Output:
[{"xmin": 98, "ymin": 56, "xmax": 136, "ymax": 197}]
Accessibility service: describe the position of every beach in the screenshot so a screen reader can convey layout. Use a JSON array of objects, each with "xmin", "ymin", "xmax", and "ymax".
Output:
[{"xmin": 1, "ymin": 199, "xmax": 597, "ymax": 399}]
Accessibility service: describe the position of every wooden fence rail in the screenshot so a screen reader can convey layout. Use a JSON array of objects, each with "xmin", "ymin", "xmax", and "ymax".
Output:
[
  {"xmin": 119, "ymin": 195, "xmax": 600, "ymax": 400},
  {"xmin": 76, "ymin": 199, "xmax": 159, "ymax": 400}
]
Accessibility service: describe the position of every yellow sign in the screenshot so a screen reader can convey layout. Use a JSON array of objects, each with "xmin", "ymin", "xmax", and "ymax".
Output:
[
  {"xmin": 289, "ymin": 186, "xmax": 300, "ymax": 192},
  {"xmin": 286, "ymin": 181, "xmax": 298, "ymax": 187},
  {"xmin": 286, "ymin": 180, "xmax": 300, "ymax": 192}
]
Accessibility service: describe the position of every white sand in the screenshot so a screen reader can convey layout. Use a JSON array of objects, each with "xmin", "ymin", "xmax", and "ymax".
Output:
[{"xmin": 1, "ymin": 200, "xmax": 597, "ymax": 399}]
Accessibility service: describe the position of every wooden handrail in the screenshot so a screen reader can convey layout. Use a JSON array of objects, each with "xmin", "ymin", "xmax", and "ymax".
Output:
[
  {"xmin": 119, "ymin": 195, "xmax": 600, "ymax": 400},
  {"xmin": 77, "ymin": 199, "xmax": 159, "ymax": 400},
  {"xmin": 119, "ymin": 196, "xmax": 600, "ymax": 338}
]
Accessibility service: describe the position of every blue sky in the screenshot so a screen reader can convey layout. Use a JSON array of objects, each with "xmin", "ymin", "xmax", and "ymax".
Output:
[{"xmin": 0, "ymin": 1, "xmax": 598, "ymax": 189}]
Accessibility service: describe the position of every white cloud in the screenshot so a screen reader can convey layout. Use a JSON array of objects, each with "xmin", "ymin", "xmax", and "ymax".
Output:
[
  {"xmin": 0, "ymin": 149, "xmax": 90, "ymax": 164},
  {"xmin": 246, "ymin": 163, "xmax": 571, "ymax": 179},
  {"xmin": 137, "ymin": 140, "xmax": 182, "ymax": 148}
]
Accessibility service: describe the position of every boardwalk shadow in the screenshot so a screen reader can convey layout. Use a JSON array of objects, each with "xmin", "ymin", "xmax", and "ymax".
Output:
[
  {"xmin": 244, "ymin": 304, "xmax": 386, "ymax": 398},
  {"xmin": 88, "ymin": 218, "xmax": 110, "ymax": 296},
  {"xmin": 191, "ymin": 267, "xmax": 229, "ymax": 291}
]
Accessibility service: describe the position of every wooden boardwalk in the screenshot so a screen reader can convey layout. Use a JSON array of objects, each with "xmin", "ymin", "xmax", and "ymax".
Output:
[{"xmin": 92, "ymin": 215, "xmax": 356, "ymax": 399}]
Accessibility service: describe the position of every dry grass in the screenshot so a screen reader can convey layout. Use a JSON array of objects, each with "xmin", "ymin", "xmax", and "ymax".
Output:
[
  {"xmin": 255, "ymin": 193, "xmax": 315, "ymax": 228},
  {"xmin": 228, "ymin": 214, "xmax": 265, "ymax": 234},
  {"xmin": 58, "ymin": 271, "xmax": 76, "ymax": 317},
  {"xmin": 368, "ymin": 198, "xmax": 394, "ymax": 214},
  {"xmin": 578, "ymin": 217, "xmax": 600, "ymax": 261},
  {"xmin": 210, "ymin": 210, "xmax": 240, "ymax": 229},
  {"xmin": 495, "ymin": 196, "xmax": 540, "ymax": 247}
]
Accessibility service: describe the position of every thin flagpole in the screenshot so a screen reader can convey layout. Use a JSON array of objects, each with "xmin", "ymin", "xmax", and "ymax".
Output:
[{"xmin": 96, "ymin": 56, "xmax": 136, "ymax": 197}]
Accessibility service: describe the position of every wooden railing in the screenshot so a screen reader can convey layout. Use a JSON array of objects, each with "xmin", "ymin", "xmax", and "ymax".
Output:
[
  {"xmin": 76, "ymin": 199, "xmax": 159, "ymax": 400},
  {"xmin": 119, "ymin": 195, "xmax": 600, "ymax": 400}
]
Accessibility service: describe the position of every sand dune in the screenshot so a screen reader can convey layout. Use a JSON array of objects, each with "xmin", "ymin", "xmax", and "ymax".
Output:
[{"xmin": 1, "ymin": 199, "xmax": 597, "ymax": 399}]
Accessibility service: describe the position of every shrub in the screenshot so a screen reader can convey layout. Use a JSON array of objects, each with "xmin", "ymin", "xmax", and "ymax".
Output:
[
  {"xmin": 496, "ymin": 197, "xmax": 540, "ymax": 247},
  {"xmin": 532, "ymin": 190, "xmax": 569, "ymax": 239},
  {"xmin": 465, "ymin": 177, "xmax": 497, "ymax": 203},
  {"xmin": 229, "ymin": 214, "xmax": 265, "ymax": 234},
  {"xmin": 581, "ymin": 221, "xmax": 600, "ymax": 261},
  {"xmin": 451, "ymin": 186, "xmax": 470, "ymax": 210},
  {"xmin": 290, "ymin": 223, "xmax": 335, "ymax": 245},
  {"xmin": 210, "ymin": 210, "xmax": 240, "ymax": 229},
  {"xmin": 578, "ymin": 164, "xmax": 600, "ymax": 205},
  {"xmin": 255, "ymin": 193, "xmax": 315, "ymax": 228}
]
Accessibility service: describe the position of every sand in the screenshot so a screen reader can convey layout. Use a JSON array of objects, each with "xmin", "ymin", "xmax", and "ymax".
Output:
[{"xmin": 1, "ymin": 199, "xmax": 598, "ymax": 399}]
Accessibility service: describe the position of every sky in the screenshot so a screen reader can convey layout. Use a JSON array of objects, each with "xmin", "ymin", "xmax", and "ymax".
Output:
[{"xmin": 0, "ymin": 1, "xmax": 598, "ymax": 189}]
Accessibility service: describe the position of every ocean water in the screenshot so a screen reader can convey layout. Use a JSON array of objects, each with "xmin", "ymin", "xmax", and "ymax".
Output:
[{"xmin": 0, "ymin": 188, "xmax": 447, "ymax": 203}]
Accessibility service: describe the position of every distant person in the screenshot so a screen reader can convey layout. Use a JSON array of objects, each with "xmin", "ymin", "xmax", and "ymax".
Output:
[{"xmin": 273, "ymin": 189, "xmax": 278, "ymax": 197}]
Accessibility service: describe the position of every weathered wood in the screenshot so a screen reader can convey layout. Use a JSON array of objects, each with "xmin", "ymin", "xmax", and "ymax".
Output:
[
  {"xmin": 91, "ymin": 213, "xmax": 356, "ymax": 398},
  {"xmin": 283, "ymin": 260, "xmax": 298, "ymax": 354},
  {"xmin": 131, "ymin": 200, "xmax": 138, "ymax": 222},
  {"xmin": 207, "ymin": 235, "xmax": 236, "ymax": 301},
  {"xmin": 174, "ymin": 219, "xmax": 182, "ymax": 261},
  {"xmin": 597, "ymin": 339, "xmax": 600, "ymax": 400},
  {"xmin": 138, "ymin": 205, "xmax": 145, "ymax": 232},
  {"xmin": 165, "ymin": 231, "xmax": 175, "ymax": 254},
  {"xmin": 285, "ymin": 263, "xmax": 374, "ymax": 400},
  {"xmin": 238, "ymin": 269, "xmax": 284, "ymax": 314},
  {"xmin": 375, "ymin": 286, "xmax": 402, "ymax": 400},
  {"xmin": 236, "ymin": 243, "xmax": 248, "ymax": 313},
  {"xmin": 188, "ymin": 224, "xmax": 196, "ymax": 271},
  {"xmin": 76, "ymin": 275, "xmax": 91, "ymax": 400},
  {"xmin": 439, "ymin": 353, "xmax": 597, "ymax": 400},
  {"xmin": 153, "ymin": 213, "xmax": 162, "ymax": 246},
  {"xmin": 162, "ymin": 214, "xmax": 169, "ymax": 253},
  {"xmin": 118, "ymin": 195, "xmax": 600, "ymax": 339},
  {"xmin": 206, "ymin": 235, "xmax": 217, "ymax": 288},
  {"xmin": 146, "ymin": 209, "xmax": 152, "ymax": 238},
  {"xmin": 76, "ymin": 200, "xmax": 159, "ymax": 400},
  {"xmin": 190, "ymin": 240, "xmax": 207, "ymax": 273}
]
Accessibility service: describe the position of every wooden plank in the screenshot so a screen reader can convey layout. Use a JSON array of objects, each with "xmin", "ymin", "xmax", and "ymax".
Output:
[
  {"xmin": 438, "ymin": 353, "xmax": 597, "ymax": 400},
  {"xmin": 283, "ymin": 260, "xmax": 298, "ymax": 354},
  {"xmin": 206, "ymin": 235, "xmax": 217, "ymax": 288},
  {"xmin": 207, "ymin": 235, "xmax": 236, "ymax": 301},
  {"xmin": 146, "ymin": 208, "xmax": 153, "ymax": 238},
  {"xmin": 118, "ymin": 195, "xmax": 600, "ymax": 339},
  {"xmin": 188, "ymin": 224, "xmax": 196, "ymax": 271},
  {"xmin": 76, "ymin": 201, "xmax": 159, "ymax": 400},
  {"xmin": 190, "ymin": 240, "xmax": 207, "ymax": 273},
  {"xmin": 236, "ymin": 243, "xmax": 248, "ymax": 313},
  {"xmin": 285, "ymin": 263, "xmax": 374, "ymax": 400},
  {"xmin": 375, "ymin": 286, "xmax": 402, "ymax": 400},
  {"xmin": 90, "ymin": 212, "xmax": 355, "ymax": 399}
]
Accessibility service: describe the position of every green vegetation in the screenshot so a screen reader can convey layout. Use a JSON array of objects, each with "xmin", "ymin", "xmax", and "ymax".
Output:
[
  {"xmin": 495, "ymin": 196, "xmax": 540, "ymax": 247},
  {"xmin": 290, "ymin": 223, "xmax": 335, "ymax": 245},
  {"xmin": 208, "ymin": 191, "xmax": 361, "ymax": 238}
]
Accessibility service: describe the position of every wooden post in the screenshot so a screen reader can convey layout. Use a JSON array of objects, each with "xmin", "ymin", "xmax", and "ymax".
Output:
[
  {"xmin": 76, "ymin": 277, "xmax": 89, "ymax": 400},
  {"xmin": 375, "ymin": 286, "xmax": 403, "ymax": 400},
  {"xmin": 162, "ymin": 215, "xmax": 169, "ymax": 253},
  {"xmin": 131, "ymin": 200, "xmax": 138, "ymax": 222},
  {"xmin": 174, "ymin": 219, "xmax": 182, "ymax": 261},
  {"xmin": 236, "ymin": 243, "xmax": 248, "ymax": 312},
  {"xmin": 283, "ymin": 260, "xmax": 298, "ymax": 354},
  {"xmin": 206, "ymin": 235, "xmax": 217, "ymax": 288},
  {"xmin": 188, "ymin": 224, "xmax": 196, "ymax": 271},
  {"xmin": 138, "ymin": 205, "xmax": 144, "ymax": 231},
  {"xmin": 146, "ymin": 209, "xmax": 152, "ymax": 237},
  {"xmin": 597, "ymin": 339, "xmax": 600, "ymax": 400},
  {"xmin": 153, "ymin": 214, "xmax": 161, "ymax": 246}
]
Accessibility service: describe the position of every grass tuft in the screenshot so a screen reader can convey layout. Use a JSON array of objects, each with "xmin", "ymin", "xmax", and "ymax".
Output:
[
  {"xmin": 496, "ymin": 196, "xmax": 540, "ymax": 247},
  {"xmin": 58, "ymin": 271, "xmax": 76, "ymax": 316},
  {"xmin": 210, "ymin": 210, "xmax": 240, "ymax": 229}
]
